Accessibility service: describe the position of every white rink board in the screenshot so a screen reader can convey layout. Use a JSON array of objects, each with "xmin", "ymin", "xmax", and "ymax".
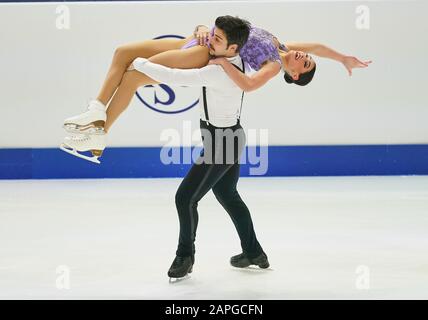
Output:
[{"xmin": 1, "ymin": 1, "xmax": 427, "ymax": 148}]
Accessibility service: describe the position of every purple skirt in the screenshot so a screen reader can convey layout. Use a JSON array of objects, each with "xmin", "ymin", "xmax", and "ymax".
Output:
[{"xmin": 181, "ymin": 38, "xmax": 199, "ymax": 50}]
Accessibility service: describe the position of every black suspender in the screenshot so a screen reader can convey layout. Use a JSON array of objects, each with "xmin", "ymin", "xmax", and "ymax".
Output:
[
  {"xmin": 202, "ymin": 86, "xmax": 209, "ymax": 125},
  {"xmin": 234, "ymin": 59, "xmax": 245, "ymax": 125},
  {"xmin": 202, "ymin": 58, "xmax": 245, "ymax": 126}
]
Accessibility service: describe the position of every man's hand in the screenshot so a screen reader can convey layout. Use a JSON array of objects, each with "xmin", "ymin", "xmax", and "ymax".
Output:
[
  {"xmin": 208, "ymin": 57, "xmax": 227, "ymax": 66},
  {"xmin": 342, "ymin": 56, "xmax": 372, "ymax": 76},
  {"xmin": 194, "ymin": 25, "xmax": 210, "ymax": 46}
]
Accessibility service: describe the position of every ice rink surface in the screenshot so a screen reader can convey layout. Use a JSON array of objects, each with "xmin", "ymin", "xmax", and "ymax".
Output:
[{"xmin": 1, "ymin": 176, "xmax": 427, "ymax": 299}]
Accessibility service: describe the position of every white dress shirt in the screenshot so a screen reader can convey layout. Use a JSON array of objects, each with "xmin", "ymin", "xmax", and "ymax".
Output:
[{"xmin": 132, "ymin": 55, "xmax": 245, "ymax": 128}]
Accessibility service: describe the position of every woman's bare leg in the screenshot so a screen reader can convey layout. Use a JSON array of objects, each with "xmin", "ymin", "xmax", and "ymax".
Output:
[
  {"xmin": 104, "ymin": 45, "xmax": 210, "ymax": 133},
  {"xmin": 96, "ymin": 36, "xmax": 193, "ymax": 107}
]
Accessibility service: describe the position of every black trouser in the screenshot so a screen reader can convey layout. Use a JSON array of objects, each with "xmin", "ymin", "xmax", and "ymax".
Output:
[{"xmin": 175, "ymin": 119, "xmax": 264, "ymax": 258}]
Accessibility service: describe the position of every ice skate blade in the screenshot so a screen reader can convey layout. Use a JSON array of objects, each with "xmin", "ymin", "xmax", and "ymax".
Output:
[
  {"xmin": 168, "ymin": 274, "xmax": 191, "ymax": 283},
  {"xmin": 60, "ymin": 143, "xmax": 101, "ymax": 164}
]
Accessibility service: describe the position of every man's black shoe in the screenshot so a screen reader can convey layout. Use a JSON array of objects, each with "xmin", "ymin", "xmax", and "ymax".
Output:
[
  {"xmin": 168, "ymin": 255, "xmax": 194, "ymax": 278},
  {"xmin": 230, "ymin": 252, "xmax": 270, "ymax": 269}
]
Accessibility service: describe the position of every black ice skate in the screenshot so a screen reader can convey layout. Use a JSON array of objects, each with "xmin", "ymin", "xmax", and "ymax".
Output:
[
  {"xmin": 168, "ymin": 255, "xmax": 194, "ymax": 281},
  {"xmin": 230, "ymin": 252, "xmax": 270, "ymax": 269}
]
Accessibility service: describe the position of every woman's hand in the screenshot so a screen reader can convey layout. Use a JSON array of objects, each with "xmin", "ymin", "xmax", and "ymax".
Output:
[
  {"xmin": 342, "ymin": 55, "xmax": 372, "ymax": 76},
  {"xmin": 208, "ymin": 57, "xmax": 227, "ymax": 66},
  {"xmin": 194, "ymin": 25, "xmax": 210, "ymax": 46}
]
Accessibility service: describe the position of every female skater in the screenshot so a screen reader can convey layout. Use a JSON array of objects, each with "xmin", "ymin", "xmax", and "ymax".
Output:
[{"xmin": 62, "ymin": 19, "xmax": 371, "ymax": 163}]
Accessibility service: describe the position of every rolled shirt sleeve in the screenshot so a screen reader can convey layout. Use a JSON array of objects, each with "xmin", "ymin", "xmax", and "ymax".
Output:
[{"xmin": 132, "ymin": 57, "xmax": 230, "ymax": 88}]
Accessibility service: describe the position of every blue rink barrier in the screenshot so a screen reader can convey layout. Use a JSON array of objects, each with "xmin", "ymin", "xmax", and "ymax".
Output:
[{"xmin": 1, "ymin": 145, "xmax": 428, "ymax": 179}]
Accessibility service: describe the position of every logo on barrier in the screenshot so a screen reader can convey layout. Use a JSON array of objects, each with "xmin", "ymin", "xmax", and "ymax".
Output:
[{"xmin": 135, "ymin": 34, "xmax": 199, "ymax": 114}]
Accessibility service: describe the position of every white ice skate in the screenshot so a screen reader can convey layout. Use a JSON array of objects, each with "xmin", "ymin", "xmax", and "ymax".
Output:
[
  {"xmin": 63, "ymin": 99, "xmax": 107, "ymax": 134},
  {"xmin": 60, "ymin": 130, "xmax": 106, "ymax": 164}
]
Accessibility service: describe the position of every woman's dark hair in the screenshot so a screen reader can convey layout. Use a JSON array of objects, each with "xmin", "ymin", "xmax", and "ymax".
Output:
[
  {"xmin": 284, "ymin": 64, "xmax": 317, "ymax": 86},
  {"xmin": 215, "ymin": 15, "xmax": 251, "ymax": 52}
]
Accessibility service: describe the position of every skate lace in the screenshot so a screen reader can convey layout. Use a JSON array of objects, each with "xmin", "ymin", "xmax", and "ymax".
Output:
[
  {"xmin": 84, "ymin": 98, "xmax": 95, "ymax": 112},
  {"xmin": 72, "ymin": 134, "xmax": 90, "ymax": 142},
  {"xmin": 173, "ymin": 256, "xmax": 184, "ymax": 266},
  {"xmin": 86, "ymin": 98, "xmax": 92, "ymax": 110}
]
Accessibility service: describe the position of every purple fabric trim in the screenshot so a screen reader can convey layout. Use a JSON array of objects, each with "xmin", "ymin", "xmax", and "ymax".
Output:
[
  {"xmin": 181, "ymin": 26, "xmax": 214, "ymax": 50},
  {"xmin": 181, "ymin": 38, "xmax": 199, "ymax": 50}
]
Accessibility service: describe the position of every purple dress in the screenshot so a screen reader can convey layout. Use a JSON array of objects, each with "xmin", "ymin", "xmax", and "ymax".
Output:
[
  {"xmin": 181, "ymin": 25, "xmax": 286, "ymax": 71},
  {"xmin": 241, "ymin": 26, "xmax": 286, "ymax": 71}
]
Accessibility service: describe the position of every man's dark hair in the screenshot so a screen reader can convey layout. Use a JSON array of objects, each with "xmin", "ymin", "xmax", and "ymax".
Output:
[{"xmin": 214, "ymin": 15, "xmax": 251, "ymax": 52}]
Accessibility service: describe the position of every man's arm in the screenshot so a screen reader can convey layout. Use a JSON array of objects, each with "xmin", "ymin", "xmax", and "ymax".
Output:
[
  {"xmin": 209, "ymin": 59, "xmax": 280, "ymax": 92},
  {"xmin": 131, "ymin": 57, "xmax": 229, "ymax": 87}
]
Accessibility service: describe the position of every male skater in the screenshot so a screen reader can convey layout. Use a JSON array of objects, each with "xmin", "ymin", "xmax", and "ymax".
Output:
[{"xmin": 132, "ymin": 15, "xmax": 269, "ymax": 279}]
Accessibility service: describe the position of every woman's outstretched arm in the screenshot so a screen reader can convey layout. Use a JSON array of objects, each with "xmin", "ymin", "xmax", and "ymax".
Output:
[
  {"xmin": 208, "ymin": 58, "xmax": 281, "ymax": 92},
  {"xmin": 286, "ymin": 42, "xmax": 372, "ymax": 76}
]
